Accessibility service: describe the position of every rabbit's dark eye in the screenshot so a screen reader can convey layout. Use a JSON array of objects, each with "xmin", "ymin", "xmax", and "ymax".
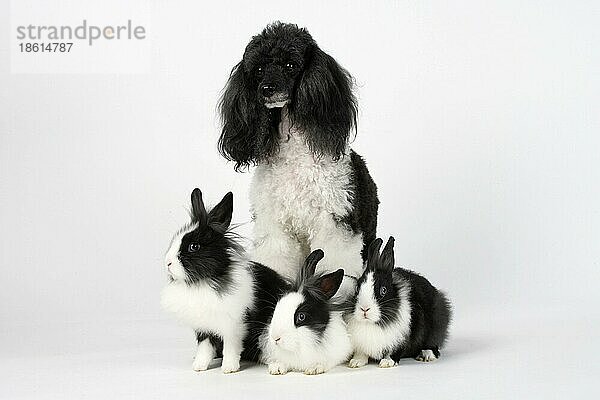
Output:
[
  {"xmin": 188, "ymin": 243, "xmax": 200, "ymax": 252},
  {"xmin": 379, "ymin": 286, "xmax": 387, "ymax": 297},
  {"xmin": 295, "ymin": 311, "xmax": 306, "ymax": 325}
]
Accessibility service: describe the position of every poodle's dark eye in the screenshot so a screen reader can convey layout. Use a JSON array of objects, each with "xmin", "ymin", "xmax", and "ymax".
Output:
[
  {"xmin": 188, "ymin": 243, "xmax": 200, "ymax": 252},
  {"xmin": 256, "ymin": 66, "xmax": 263, "ymax": 76},
  {"xmin": 379, "ymin": 286, "xmax": 387, "ymax": 297},
  {"xmin": 285, "ymin": 62, "xmax": 295, "ymax": 71},
  {"xmin": 295, "ymin": 311, "xmax": 306, "ymax": 325}
]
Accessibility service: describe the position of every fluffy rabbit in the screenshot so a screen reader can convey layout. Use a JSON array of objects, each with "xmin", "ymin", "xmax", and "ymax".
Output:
[
  {"xmin": 259, "ymin": 250, "xmax": 353, "ymax": 375},
  {"xmin": 347, "ymin": 237, "xmax": 452, "ymax": 368},
  {"xmin": 160, "ymin": 188, "xmax": 289, "ymax": 373}
]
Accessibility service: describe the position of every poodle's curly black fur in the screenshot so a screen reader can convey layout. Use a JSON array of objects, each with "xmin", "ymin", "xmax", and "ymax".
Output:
[{"xmin": 218, "ymin": 22, "xmax": 358, "ymax": 171}]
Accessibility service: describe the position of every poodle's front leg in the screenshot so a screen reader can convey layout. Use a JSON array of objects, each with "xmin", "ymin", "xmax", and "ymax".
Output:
[
  {"xmin": 252, "ymin": 217, "xmax": 305, "ymax": 280},
  {"xmin": 310, "ymin": 217, "xmax": 364, "ymax": 300}
]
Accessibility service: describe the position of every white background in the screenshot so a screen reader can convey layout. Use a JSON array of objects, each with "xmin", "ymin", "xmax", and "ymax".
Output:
[{"xmin": 1, "ymin": 1, "xmax": 599, "ymax": 399}]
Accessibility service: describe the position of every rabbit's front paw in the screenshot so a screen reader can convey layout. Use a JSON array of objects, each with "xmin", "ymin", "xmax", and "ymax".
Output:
[
  {"xmin": 192, "ymin": 356, "xmax": 211, "ymax": 371},
  {"xmin": 303, "ymin": 364, "xmax": 325, "ymax": 375},
  {"xmin": 415, "ymin": 349, "xmax": 437, "ymax": 362},
  {"xmin": 221, "ymin": 357, "xmax": 240, "ymax": 373},
  {"xmin": 268, "ymin": 362, "xmax": 288, "ymax": 375},
  {"xmin": 348, "ymin": 355, "xmax": 368, "ymax": 368},
  {"xmin": 192, "ymin": 344, "xmax": 215, "ymax": 371},
  {"xmin": 378, "ymin": 357, "xmax": 396, "ymax": 368}
]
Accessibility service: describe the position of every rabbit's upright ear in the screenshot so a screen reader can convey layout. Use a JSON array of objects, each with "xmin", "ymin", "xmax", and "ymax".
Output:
[
  {"xmin": 315, "ymin": 269, "xmax": 345, "ymax": 300},
  {"xmin": 302, "ymin": 249, "xmax": 325, "ymax": 279},
  {"xmin": 191, "ymin": 188, "xmax": 208, "ymax": 226},
  {"xmin": 208, "ymin": 192, "xmax": 233, "ymax": 232},
  {"xmin": 379, "ymin": 236, "xmax": 395, "ymax": 273},
  {"xmin": 367, "ymin": 238, "xmax": 383, "ymax": 270}
]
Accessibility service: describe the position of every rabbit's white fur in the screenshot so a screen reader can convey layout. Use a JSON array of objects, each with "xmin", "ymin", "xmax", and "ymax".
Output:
[
  {"xmin": 163, "ymin": 222, "xmax": 197, "ymax": 281},
  {"xmin": 259, "ymin": 292, "xmax": 352, "ymax": 374},
  {"xmin": 160, "ymin": 225, "xmax": 254, "ymax": 373},
  {"xmin": 347, "ymin": 271, "xmax": 412, "ymax": 362}
]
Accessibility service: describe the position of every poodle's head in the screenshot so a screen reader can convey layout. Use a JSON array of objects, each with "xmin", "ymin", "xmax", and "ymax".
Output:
[{"xmin": 219, "ymin": 22, "xmax": 357, "ymax": 171}]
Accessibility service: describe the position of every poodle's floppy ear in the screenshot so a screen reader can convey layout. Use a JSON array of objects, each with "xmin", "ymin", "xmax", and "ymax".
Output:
[
  {"xmin": 190, "ymin": 188, "xmax": 208, "ymax": 226},
  {"xmin": 292, "ymin": 46, "xmax": 358, "ymax": 160},
  {"xmin": 218, "ymin": 62, "xmax": 259, "ymax": 171},
  {"xmin": 379, "ymin": 236, "xmax": 395, "ymax": 273},
  {"xmin": 207, "ymin": 192, "xmax": 233, "ymax": 232}
]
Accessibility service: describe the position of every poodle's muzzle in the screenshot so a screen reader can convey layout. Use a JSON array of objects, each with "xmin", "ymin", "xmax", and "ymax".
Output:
[{"xmin": 258, "ymin": 66, "xmax": 294, "ymax": 108}]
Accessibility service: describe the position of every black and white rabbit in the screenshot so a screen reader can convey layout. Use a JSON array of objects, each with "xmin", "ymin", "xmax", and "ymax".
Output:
[
  {"xmin": 160, "ymin": 188, "xmax": 289, "ymax": 373},
  {"xmin": 259, "ymin": 250, "xmax": 353, "ymax": 375},
  {"xmin": 347, "ymin": 237, "xmax": 452, "ymax": 368}
]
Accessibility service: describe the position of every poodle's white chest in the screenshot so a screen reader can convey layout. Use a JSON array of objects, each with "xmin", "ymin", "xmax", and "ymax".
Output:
[{"xmin": 250, "ymin": 133, "xmax": 353, "ymax": 238}]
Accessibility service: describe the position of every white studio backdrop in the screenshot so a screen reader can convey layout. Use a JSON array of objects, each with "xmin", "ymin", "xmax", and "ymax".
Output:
[
  {"xmin": 0, "ymin": 1, "xmax": 599, "ymax": 397},
  {"xmin": 1, "ymin": 0, "xmax": 598, "ymax": 326}
]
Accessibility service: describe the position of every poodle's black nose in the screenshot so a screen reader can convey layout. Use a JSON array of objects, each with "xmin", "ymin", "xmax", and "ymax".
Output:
[{"xmin": 261, "ymin": 84, "xmax": 276, "ymax": 98}]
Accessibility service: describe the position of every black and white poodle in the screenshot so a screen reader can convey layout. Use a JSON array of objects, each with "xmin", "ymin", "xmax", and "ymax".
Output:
[{"xmin": 218, "ymin": 22, "xmax": 378, "ymax": 297}]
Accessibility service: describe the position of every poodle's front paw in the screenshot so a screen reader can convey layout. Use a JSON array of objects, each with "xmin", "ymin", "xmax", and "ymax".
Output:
[
  {"xmin": 348, "ymin": 355, "xmax": 368, "ymax": 368},
  {"xmin": 303, "ymin": 364, "xmax": 326, "ymax": 375},
  {"xmin": 378, "ymin": 357, "xmax": 396, "ymax": 368},
  {"xmin": 415, "ymin": 349, "xmax": 437, "ymax": 362},
  {"xmin": 268, "ymin": 362, "xmax": 288, "ymax": 375},
  {"xmin": 220, "ymin": 357, "xmax": 240, "ymax": 374}
]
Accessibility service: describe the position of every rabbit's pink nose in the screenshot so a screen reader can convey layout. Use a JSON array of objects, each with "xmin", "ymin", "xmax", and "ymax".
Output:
[{"xmin": 274, "ymin": 337, "xmax": 281, "ymax": 344}]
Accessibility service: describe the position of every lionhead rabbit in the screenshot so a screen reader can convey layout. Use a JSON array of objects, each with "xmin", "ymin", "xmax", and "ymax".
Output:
[
  {"xmin": 259, "ymin": 249, "xmax": 353, "ymax": 375},
  {"xmin": 347, "ymin": 237, "xmax": 452, "ymax": 368},
  {"xmin": 161, "ymin": 188, "xmax": 289, "ymax": 373}
]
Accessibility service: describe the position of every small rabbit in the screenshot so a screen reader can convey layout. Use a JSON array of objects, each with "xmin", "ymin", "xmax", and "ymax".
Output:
[
  {"xmin": 347, "ymin": 237, "xmax": 452, "ymax": 368},
  {"xmin": 259, "ymin": 249, "xmax": 353, "ymax": 375},
  {"xmin": 160, "ymin": 188, "xmax": 289, "ymax": 373}
]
